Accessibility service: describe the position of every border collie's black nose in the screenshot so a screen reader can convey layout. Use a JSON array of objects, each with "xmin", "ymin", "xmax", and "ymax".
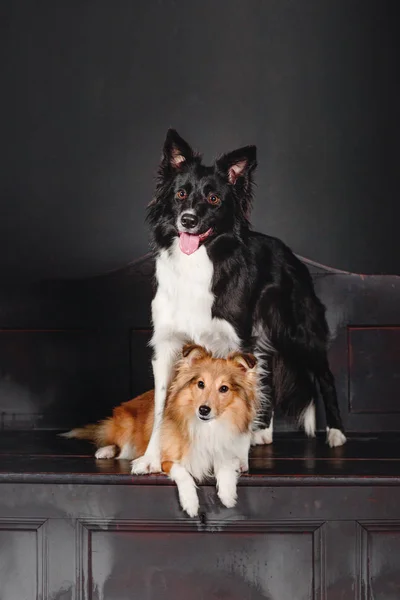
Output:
[
  {"xmin": 181, "ymin": 213, "xmax": 198, "ymax": 229},
  {"xmin": 198, "ymin": 405, "xmax": 211, "ymax": 417}
]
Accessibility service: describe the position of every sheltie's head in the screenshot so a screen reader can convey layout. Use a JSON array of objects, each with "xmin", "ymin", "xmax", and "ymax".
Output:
[
  {"xmin": 166, "ymin": 344, "xmax": 259, "ymax": 433},
  {"xmin": 147, "ymin": 129, "xmax": 257, "ymax": 254}
]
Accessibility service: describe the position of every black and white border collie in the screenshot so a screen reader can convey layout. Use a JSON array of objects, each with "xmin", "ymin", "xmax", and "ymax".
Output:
[{"xmin": 131, "ymin": 129, "xmax": 346, "ymax": 474}]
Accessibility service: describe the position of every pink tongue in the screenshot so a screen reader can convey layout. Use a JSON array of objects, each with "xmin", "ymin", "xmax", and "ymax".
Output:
[{"xmin": 179, "ymin": 232, "xmax": 201, "ymax": 255}]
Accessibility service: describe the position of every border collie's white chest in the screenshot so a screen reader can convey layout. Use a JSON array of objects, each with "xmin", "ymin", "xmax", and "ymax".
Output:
[{"xmin": 151, "ymin": 239, "xmax": 240, "ymax": 356}]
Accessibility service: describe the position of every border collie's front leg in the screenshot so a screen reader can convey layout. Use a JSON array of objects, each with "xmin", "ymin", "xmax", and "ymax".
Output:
[{"xmin": 131, "ymin": 342, "xmax": 178, "ymax": 474}]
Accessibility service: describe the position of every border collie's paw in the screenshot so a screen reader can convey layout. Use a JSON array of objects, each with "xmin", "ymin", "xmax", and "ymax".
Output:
[
  {"xmin": 179, "ymin": 489, "xmax": 199, "ymax": 518},
  {"xmin": 95, "ymin": 445, "xmax": 117, "ymax": 459},
  {"xmin": 131, "ymin": 453, "xmax": 161, "ymax": 474},
  {"xmin": 218, "ymin": 487, "xmax": 238, "ymax": 509},
  {"xmin": 326, "ymin": 427, "xmax": 347, "ymax": 448},
  {"xmin": 251, "ymin": 427, "xmax": 273, "ymax": 445}
]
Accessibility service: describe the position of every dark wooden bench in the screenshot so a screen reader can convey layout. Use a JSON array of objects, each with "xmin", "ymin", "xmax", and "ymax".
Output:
[{"xmin": 0, "ymin": 256, "xmax": 399, "ymax": 599}]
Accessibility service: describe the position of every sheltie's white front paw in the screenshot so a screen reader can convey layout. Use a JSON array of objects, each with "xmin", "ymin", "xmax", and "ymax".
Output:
[
  {"xmin": 131, "ymin": 452, "xmax": 161, "ymax": 474},
  {"xmin": 170, "ymin": 464, "xmax": 199, "ymax": 517},
  {"xmin": 216, "ymin": 466, "xmax": 238, "ymax": 508},
  {"xmin": 326, "ymin": 427, "xmax": 347, "ymax": 448},
  {"xmin": 218, "ymin": 486, "xmax": 237, "ymax": 508},
  {"xmin": 179, "ymin": 488, "xmax": 199, "ymax": 518}
]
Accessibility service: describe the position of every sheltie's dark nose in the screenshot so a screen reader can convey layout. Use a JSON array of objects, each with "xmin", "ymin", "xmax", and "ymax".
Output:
[
  {"xmin": 181, "ymin": 213, "xmax": 198, "ymax": 229},
  {"xmin": 198, "ymin": 405, "xmax": 211, "ymax": 417}
]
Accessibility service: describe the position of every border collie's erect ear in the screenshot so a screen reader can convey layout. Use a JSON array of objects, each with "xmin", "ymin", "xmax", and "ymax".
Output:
[
  {"xmin": 181, "ymin": 344, "xmax": 211, "ymax": 366},
  {"xmin": 215, "ymin": 145, "xmax": 257, "ymax": 185},
  {"xmin": 215, "ymin": 145, "xmax": 257, "ymax": 218},
  {"xmin": 162, "ymin": 129, "xmax": 195, "ymax": 171},
  {"xmin": 150, "ymin": 130, "xmax": 197, "ymax": 206}
]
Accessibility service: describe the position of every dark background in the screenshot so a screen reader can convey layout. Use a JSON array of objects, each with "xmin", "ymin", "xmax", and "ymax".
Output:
[{"xmin": 1, "ymin": 0, "xmax": 398, "ymax": 280}]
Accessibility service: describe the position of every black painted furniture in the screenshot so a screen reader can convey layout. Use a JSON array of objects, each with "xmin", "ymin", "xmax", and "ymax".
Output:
[{"xmin": 0, "ymin": 255, "xmax": 399, "ymax": 599}]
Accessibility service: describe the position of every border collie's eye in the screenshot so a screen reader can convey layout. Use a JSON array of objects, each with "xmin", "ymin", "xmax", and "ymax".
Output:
[
  {"xmin": 176, "ymin": 189, "xmax": 187, "ymax": 200},
  {"xmin": 219, "ymin": 385, "xmax": 229, "ymax": 393},
  {"xmin": 197, "ymin": 380, "xmax": 205, "ymax": 389},
  {"xmin": 207, "ymin": 193, "xmax": 221, "ymax": 205}
]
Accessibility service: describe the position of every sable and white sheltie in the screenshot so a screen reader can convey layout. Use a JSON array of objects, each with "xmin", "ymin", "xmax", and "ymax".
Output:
[
  {"xmin": 131, "ymin": 129, "xmax": 346, "ymax": 476},
  {"xmin": 63, "ymin": 345, "xmax": 259, "ymax": 517}
]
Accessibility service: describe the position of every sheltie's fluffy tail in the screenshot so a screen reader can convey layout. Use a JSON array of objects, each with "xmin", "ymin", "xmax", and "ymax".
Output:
[
  {"xmin": 59, "ymin": 420, "xmax": 113, "ymax": 447},
  {"xmin": 59, "ymin": 390, "xmax": 155, "ymax": 455}
]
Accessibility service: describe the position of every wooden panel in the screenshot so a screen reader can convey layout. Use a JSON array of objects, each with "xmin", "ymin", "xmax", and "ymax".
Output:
[
  {"xmin": 0, "ymin": 330, "xmax": 102, "ymax": 429},
  {"xmin": 358, "ymin": 521, "xmax": 400, "ymax": 600},
  {"xmin": 77, "ymin": 520, "xmax": 324, "ymax": 600},
  {"xmin": 323, "ymin": 521, "xmax": 358, "ymax": 599},
  {"xmin": 327, "ymin": 325, "xmax": 400, "ymax": 433},
  {"xmin": 0, "ymin": 519, "xmax": 46, "ymax": 600},
  {"xmin": 349, "ymin": 327, "xmax": 400, "ymax": 415}
]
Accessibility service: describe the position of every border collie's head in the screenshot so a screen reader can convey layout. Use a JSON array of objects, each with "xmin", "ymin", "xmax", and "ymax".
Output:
[{"xmin": 147, "ymin": 129, "xmax": 257, "ymax": 254}]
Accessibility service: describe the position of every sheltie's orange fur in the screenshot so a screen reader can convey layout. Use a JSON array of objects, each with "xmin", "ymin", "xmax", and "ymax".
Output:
[
  {"xmin": 63, "ymin": 344, "xmax": 259, "ymax": 516},
  {"xmin": 66, "ymin": 391, "xmax": 156, "ymax": 460}
]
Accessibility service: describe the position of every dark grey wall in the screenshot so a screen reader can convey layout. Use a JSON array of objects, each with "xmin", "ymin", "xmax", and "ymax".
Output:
[{"xmin": 1, "ymin": 0, "xmax": 398, "ymax": 279}]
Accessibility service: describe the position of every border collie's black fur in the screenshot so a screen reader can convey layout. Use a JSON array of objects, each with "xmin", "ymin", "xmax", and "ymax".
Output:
[{"xmin": 131, "ymin": 130, "xmax": 346, "ymax": 474}]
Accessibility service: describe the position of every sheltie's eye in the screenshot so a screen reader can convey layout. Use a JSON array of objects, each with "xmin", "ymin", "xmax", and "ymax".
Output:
[
  {"xmin": 197, "ymin": 380, "xmax": 205, "ymax": 389},
  {"xmin": 219, "ymin": 385, "xmax": 229, "ymax": 393},
  {"xmin": 207, "ymin": 193, "xmax": 221, "ymax": 205},
  {"xmin": 176, "ymin": 189, "xmax": 188, "ymax": 200}
]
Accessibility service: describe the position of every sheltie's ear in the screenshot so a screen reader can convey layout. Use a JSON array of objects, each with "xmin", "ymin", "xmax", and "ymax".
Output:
[
  {"xmin": 228, "ymin": 352, "xmax": 257, "ymax": 373},
  {"xmin": 162, "ymin": 129, "xmax": 196, "ymax": 171},
  {"xmin": 181, "ymin": 344, "xmax": 210, "ymax": 367}
]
